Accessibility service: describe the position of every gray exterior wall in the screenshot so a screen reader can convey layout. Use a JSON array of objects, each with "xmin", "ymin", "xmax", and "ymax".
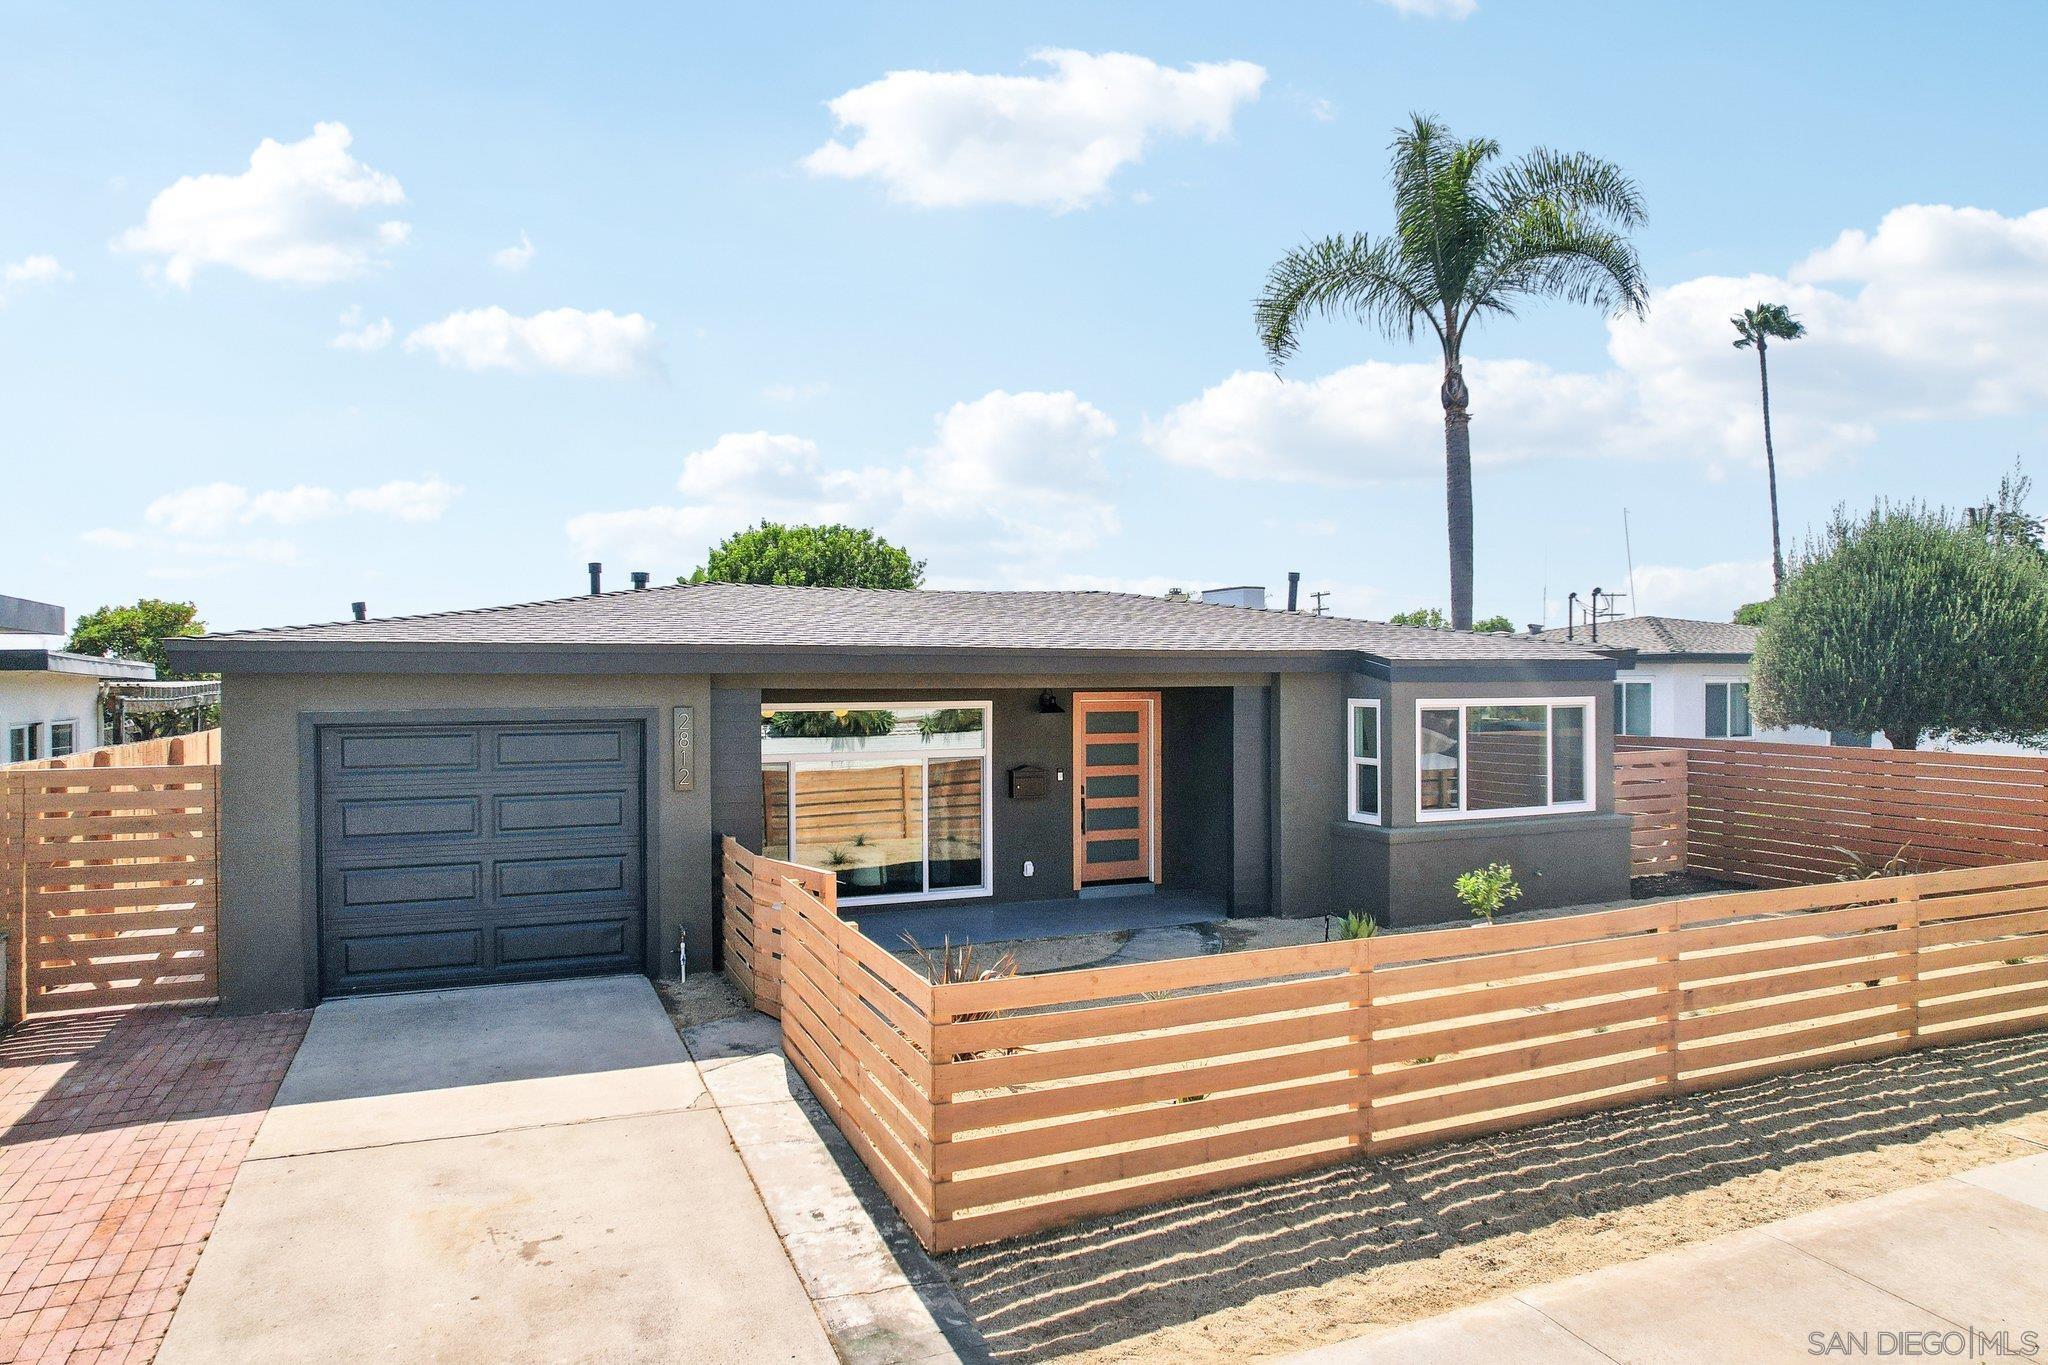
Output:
[{"xmin": 217, "ymin": 672, "xmax": 714, "ymax": 1013}]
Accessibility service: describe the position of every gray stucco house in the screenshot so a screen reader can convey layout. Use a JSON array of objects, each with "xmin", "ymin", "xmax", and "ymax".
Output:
[{"xmin": 170, "ymin": 583, "xmax": 1635, "ymax": 1012}]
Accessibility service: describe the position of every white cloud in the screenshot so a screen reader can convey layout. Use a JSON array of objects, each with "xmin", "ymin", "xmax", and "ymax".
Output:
[
  {"xmin": 803, "ymin": 49, "xmax": 1266, "ymax": 211},
  {"xmin": 330, "ymin": 305, "xmax": 394, "ymax": 351},
  {"xmin": 117, "ymin": 122, "xmax": 408, "ymax": 287},
  {"xmin": 1625, "ymin": 560, "xmax": 1774, "ymax": 620},
  {"xmin": 1152, "ymin": 203, "xmax": 2048, "ymax": 485},
  {"xmin": 144, "ymin": 482, "xmax": 251, "ymax": 537},
  {"xmin": 1377, "ymin": 0, "xmax": 1478, "ymax": 17},
  {"xmin": 1, "ymin": 254, "xmax": 70, "ymax": 303},
  {"xmin": 404, "ymin": 306, "xmax": 659, "ymax": 377},
  {"xmin": 247, "ymin": 485, "xmax": 343, "ymax": 523},
  {"xmin": 345, "ymin": 477, "xmax": 462, "ymax": 521},
  {"xmin": 491, "ymin": 231, "xmax": 535, "ymax": 272},
  {"xmin": 567, "ymin": 390, "xmax": 1121, "ymax": 571}
]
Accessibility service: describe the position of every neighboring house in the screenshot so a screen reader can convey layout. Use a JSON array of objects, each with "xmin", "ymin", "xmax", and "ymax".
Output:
[
  {"xmin": 1530, "ymin": 615, "xmax": 1841, "ymax": 746},
  {"xmin": 170, "ymin": 582, "xmax": 1635, "ymax": 1012},
  {"xmin": 0, "ymin": 594, "xmax": 155, "ymax": 763}
]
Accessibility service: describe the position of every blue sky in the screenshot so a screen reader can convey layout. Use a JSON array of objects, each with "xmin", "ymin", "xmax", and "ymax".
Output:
[{"xmin": 6, "ymin": 1, "xmax": 2047, "ymax": 632}]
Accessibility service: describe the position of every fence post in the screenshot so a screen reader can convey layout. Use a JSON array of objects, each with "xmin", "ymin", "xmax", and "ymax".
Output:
[
  {"xmin": 1351, "ymin": 937, "xmax": 1374, "ymax": 1152},
  {"xmin": 1900, "ymin": 877, "xmax": 1922, "ymax": 1046},
  {"xmin": 1660, "ymin": 899, "xmax": 1683, "ymax": 1095},
  {"xmin": 2, "ymin": 771, "xmax": 21, "ymax": 1025}
]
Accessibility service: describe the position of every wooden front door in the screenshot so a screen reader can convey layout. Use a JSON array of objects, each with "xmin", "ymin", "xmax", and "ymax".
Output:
[{"xmin": 1072, "ymin": 692, "xmax": 1160, "ymax": 886}]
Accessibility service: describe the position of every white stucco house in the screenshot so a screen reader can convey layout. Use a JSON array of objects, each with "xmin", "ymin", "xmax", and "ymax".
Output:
[
  {"xmin": 1, "ymin": 595, "xmax": 155, "ymax": 763},
  {"xmin": 1531, "ymin": 615, "xmax": 1843, "ymax": 745}
]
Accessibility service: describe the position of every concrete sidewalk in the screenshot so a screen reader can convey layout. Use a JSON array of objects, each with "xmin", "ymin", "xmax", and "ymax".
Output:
[
  {"xmin": 1284, "ymin": 1151, "xmax": 2048, "ymax": 1364},
  {"xmin": 156, "ymin": 976, "xmax": 834, "ymax": 1365}
]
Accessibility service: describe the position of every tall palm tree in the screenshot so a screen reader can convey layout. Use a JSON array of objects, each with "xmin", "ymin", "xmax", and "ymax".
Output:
[
  {"xmin": 1256, "ymin": 114, "xmax": 1648, "ymax": 629},
  {"xmin": 1731, "ymin": 302, "xmax": 1806, "ymax": 592}
]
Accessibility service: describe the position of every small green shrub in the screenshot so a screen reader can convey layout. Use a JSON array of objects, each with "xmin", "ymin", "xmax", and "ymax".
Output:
[
  {"xmin": 1336, "ymin": 911, "xmax": 1380, "ymax": 940},
  {"xmin": 824, "ymin": 846, "xmax": 853, "ymax": 867},
  {"xmin": 1455, "ymin": 862, "xmax": 1522, "ymax": 923}
]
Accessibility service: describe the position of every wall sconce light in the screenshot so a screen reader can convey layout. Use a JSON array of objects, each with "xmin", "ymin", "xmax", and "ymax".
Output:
[{"xmin": 1037, "ymin": 690, "xmax": 1065, "ymax": 714}]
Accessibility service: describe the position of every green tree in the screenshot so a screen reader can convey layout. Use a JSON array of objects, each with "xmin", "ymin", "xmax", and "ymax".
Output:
[
  {"xmin": 1471, "ymin": 613, "xmax": 1515, "ymax": 634},
  {"xmin": 685, "ymin": 522, "xmax": 924, "ymax": 589},
  {"xmin": 1751, "ymin": 502, "xmax": 2048, "ymax": 749},
  {"xmin": 1974, "ymin": 461, "xmax": 2044, "ymax": 556},
  {"xmin": 1256, "ymin": 114, "xmax": 1648, "ymax": 629},
  {"xmin": 1388, "ymin": 607, "xmax": 1449, "ymax": 628},
  {"xmin": 1731, "ymin": 303, "xmax": 1807, "ymax": 592},
  {"xmin": 67, "ymin": 598, "xmax": 205, "ymax": 677},
  {"xmin": 1732, "ymin": 599, "xmax": 1776, "ymax": 627}
]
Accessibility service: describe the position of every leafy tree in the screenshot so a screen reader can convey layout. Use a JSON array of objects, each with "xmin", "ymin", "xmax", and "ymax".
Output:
[
  {"xmin": 1732, "ymin": 599, "xmax": 1776, "ymax": 627},
  {"xmin": 1973, "ymin": 461, "xmax": 2045, "ymax": 556},
  {"xmin": 67, "ymin": 598, "xmax": 205, "ymax": 678},
  {"xmin": 1751, "ymin": 502, "xmax": 2048, "ymax": 749},
  {"xmin": 764, "ymin": 709, "xmax": 896, "ymax": 739},
  {"xmin": 1388, "ymin": 607, "xmax": 1449, "ymax": 628},
  {"xmin": 1731, "ymin": 303, "xmax": 1807, "ymax": 592},
  {"xmin": 1256, "ymin": 114, "xmax": 1648, "ymax": 629},
  {"xmin": 1471, "ymin": 613, "xmax": 1515, "ymax": 634},
  {"xmin": 685, "ymin": 522, "xmax": 924, "ymax": 589}
]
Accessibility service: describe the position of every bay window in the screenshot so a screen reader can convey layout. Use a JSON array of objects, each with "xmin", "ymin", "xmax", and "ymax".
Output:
[
  {"xmin": 1417, "ymin": 698, "xmax": 1594, "ymax": 820},
  {"xmin": 760, "ymin": 702, "xmax": 991, "ymax": 903}
]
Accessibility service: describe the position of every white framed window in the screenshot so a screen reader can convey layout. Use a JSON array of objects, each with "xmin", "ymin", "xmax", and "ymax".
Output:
[
  {"xmin": 49, "ymin": 721, "xmax": 77, "ymax": 758},
  {"xmin": 1615, "ymin": 680, "xmax": 1653, "ymax": 737},
  {"xmin": 1346, "ymin": 699, "xmax": 1382, "ymax": 825},
  {"xmin": 1416, "ymin": 698, "xmax": 1594, "ymax": 821},
  {"xmin": 1705, "ymin": 680, "xmax": 1752, "ymax": 738},
  {"xmin": 8, "ymin": 723, "xmax": 40, "ymax": 765},
  {"xmin": 759, "ymin": 701, "xmax": 993, "ymax": 904}
]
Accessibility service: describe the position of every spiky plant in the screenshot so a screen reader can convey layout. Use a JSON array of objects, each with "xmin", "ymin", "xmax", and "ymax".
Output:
[
  {"xmin": 1256, "ymin": 114, "xmax": 1648, "ymax": 629},
  {"xmin": 1732, "ymin": 302, "xmax": 1808, "ymax": 590}
]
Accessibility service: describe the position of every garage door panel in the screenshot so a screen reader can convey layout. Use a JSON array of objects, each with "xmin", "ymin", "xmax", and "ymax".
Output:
[
  {"xmin": 492, "ymin": 790, "xmax": 628, "ymax": 837},
  {"xmin": 338, "ymin": 795, "xmax": 482, "ymax": 841},
  {"xmin": 317, "ymin": 719, "xmax": 646, "ymax": 997},
  {"xmin": 334, "ymin": 730, "xmax": 483, "ymax": 775},
  {"xmin": 338, "ymin": 862, "xmax": 482, "ymax": 909},
  {"xmin": 494, "ymin": 728, "xmax": 626, "ymax": 768},
  {"xmin": 496, "ymin": 918, "xmax": 631, "ymax": 966},
  {"xmin": 494, "ymin": 853, "xmax": 630, "ymax": 899},
  {"xmin": 341, "ymin": 929, "xmax": 485, "ymax": 978}
]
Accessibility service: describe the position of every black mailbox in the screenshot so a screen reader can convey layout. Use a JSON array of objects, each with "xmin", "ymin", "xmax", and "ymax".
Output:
[{"xmin": 1008, "ymin": 764, "xmax": 1049, "ymax": 801}]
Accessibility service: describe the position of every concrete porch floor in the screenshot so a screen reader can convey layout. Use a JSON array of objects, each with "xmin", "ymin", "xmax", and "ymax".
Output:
[{"xmin": 848, "ymin": 890, "xmax": 1228, "ymax": 951}]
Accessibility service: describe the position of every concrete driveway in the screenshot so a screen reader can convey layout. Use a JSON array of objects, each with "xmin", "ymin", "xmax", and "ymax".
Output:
[{"xmin": 156, "ymin": 976, "xmax": 834, "ymax": 1365}]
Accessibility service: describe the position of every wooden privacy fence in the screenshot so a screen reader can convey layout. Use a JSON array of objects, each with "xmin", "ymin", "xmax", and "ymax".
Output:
[
  {"xmin": 1613, "ymin": 747, "xmax": 1688, "ymax": 876},
  {"xmin": 720, "ymin": 835, "xmax": 832, "ymax": 1018},
  {"xmin": 1619, "ymin": 736, "xmax": 2048, "ymax": 887},
  {"xmin": 742, "ymin": 852, "xmax": 2048, "ymax": 1252},
  {"xmin": 0, "ymin": 763, "xmax": 220, "ymax": 1017},
  {"xmin": 8, "ymin": 729, "xmax": 220, "ymax": 772}
]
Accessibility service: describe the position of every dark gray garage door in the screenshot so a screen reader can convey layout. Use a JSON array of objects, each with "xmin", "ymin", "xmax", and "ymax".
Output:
[{"xmin": 315, "ymin": 720, "xmax": 646, "ymax": 996}]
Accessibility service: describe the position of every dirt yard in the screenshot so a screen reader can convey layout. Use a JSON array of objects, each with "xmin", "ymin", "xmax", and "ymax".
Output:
[{"xmin": 940, "ymin": 1029, "xmax": 2048, "ymax": 1362}]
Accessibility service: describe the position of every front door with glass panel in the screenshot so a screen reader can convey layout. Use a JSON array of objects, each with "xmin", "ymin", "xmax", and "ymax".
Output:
[{"xmin": 1073, "ymin": 692, "xmax": 1159, "ymax": 886}]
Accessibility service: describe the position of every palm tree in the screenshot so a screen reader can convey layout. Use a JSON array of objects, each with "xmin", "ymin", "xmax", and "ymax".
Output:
[
  {"xmin": 1256, "ymin": 115, "xmax": 1648, "ymax": 629},
  {"xmin": 1731, "ymin": 302, "xmax": 1806, "ymax": 591}
]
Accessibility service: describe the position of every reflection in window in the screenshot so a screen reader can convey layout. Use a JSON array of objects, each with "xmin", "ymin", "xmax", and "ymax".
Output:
[
  {"xmin": 760, "ymin": 704, "xmax": 989, "ymax": 901},
  {"xmin": 1419, "ymin": 700, "xmax": 1593, "ymax": 818}
]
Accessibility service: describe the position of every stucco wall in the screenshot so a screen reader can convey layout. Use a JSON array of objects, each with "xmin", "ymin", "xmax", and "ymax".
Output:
[
  {"xmin": 0, "ymin": 673, "xmax": 103, "ymax": 756},
  {"xmin": 217, "ymin": 672, "xmax": 714, "ymax": 1013},
  {"xmin": 1618, "ymin": 659, "xmax": 1833, "ymax": 745}
]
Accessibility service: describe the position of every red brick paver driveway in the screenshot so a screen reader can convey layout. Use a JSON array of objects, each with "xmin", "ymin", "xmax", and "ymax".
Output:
[{"xmin": 0, "ymin": 1009, "xmax": 309, "ymax": 1365}]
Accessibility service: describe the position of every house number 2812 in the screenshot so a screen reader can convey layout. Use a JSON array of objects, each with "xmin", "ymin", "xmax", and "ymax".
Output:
[{"xmin": 672, "ymin": 706, "xmax": 695, "ymax": 791}]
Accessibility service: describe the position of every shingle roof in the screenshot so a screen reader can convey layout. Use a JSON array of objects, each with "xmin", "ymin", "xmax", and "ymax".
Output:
[
  {"xmin": 186, "ymin": 582, "xmax": 1612, "ymax": 664},
  {"xmin": 1529, "ymin": 614, "xmax": 1758, "ymax": 658}
]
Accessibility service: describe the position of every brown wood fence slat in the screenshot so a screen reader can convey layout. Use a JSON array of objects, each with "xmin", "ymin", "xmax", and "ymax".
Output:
[
  {"xmin": 6, "ymin": 729, "xmax": 220, "ymax": 772},
  {"xmin": 1614, "ymin": 747, "xmax": 1687, "ymax": 876},
  {"xmin": 720, "ymin": 834, "xmax": 2048, "ymax": 1253},
  {"xmin": 4, "ymin": 762, "xmax": 220, "ymax": 1016}
]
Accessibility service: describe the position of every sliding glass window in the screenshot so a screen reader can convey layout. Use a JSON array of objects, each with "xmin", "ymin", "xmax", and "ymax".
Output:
[
  {"xmin": 760, "ymin": 703, "xmax": 991, "ymax": 903},
  {"xmin": 1416, "ymin": 698, "xmax": 1594, "ymax": 821}
]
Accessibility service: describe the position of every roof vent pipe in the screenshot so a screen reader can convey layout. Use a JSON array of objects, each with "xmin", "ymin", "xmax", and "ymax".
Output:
[
  {"xmin": 587, "ymin": 562, "xmax": 603, "ymax": 596},
  {"xmin": 631, "ymin": 571, "xmax": 650, "ymax": 591},
  {"xmin": 1590, "ymin": 587, "xmax": 1603, "ymax": 643},
  {"xmin": 1286, "ymin": 571, "xmax": 1301, "ymax": 613},
  {"xmin": 351, "ymin": 601, "xmax": 366, "ymax": 622},
  {"xmin": 1566, "ymin": 592, "xmax": 1579, "ymax": 641}
]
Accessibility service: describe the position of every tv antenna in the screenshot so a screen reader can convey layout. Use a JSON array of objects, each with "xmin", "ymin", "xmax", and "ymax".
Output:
[{"xmin": 1309, "ymin": 590, "xmax": 1331, "ymax": 617}]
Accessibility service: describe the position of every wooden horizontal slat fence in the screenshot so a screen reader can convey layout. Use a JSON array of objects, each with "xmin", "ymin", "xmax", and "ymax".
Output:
[
  {"xmin": 737, "ymin": 851, "xmax": 2048, "ymax": 1252},
  {"xmin": 1, "ymin": 764, "xmax": 220, "ymax": 1017},
  {"xmin": 719, "ymin": 835, "xmax": 833, "ymax": 1019},
  {"xmin": 1614, "ymin": 747, "xmax": 1687, "ymax": 876},
  {"xmin": 762, "ymin": 762, "xmax": 983, "ymax": 852},
  {"xmin": 6, "ymin": 729, "xmax": 220, "ymax": 772},
  {"xmin": 1619, "ymin": 736, "xmax": 2048, "ymax": 886}
]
